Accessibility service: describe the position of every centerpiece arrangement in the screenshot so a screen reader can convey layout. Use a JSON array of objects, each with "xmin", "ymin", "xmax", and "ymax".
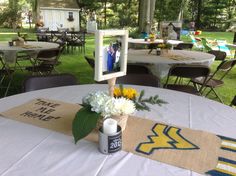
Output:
[
  {"xmin": 157, "ymin": 43, "xmax": 172, "ymax": 55},
  {"xmin": 72, "ymin": 85, "xmax": 167, "ymax": 143},
  {"xmin": 12, "ymin": 36, "xmax": 25, "ymax": 46},
  {"xmin": 11, "ymin": 33, "xmax": 27, "ymax": 46}
]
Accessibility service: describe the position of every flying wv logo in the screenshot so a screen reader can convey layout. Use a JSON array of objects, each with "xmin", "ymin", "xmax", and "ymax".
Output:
[{"xmin": 136, "ymin": 123, "xmax": 199, "ymax": 155}]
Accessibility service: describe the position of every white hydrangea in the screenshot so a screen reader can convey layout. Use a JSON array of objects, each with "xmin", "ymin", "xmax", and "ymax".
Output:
[
  {"xmin": 83, "ymin": 91, "xmax": 136, "ymax": 118},
  {"xmin": 83, "ymin": 91, "xmax": 111, "ymax": 114}
]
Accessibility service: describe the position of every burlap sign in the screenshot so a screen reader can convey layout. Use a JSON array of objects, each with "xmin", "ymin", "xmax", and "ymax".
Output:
[{"xmin": 1, "ymin": 98, "xmax": 236, "ymax": 176}]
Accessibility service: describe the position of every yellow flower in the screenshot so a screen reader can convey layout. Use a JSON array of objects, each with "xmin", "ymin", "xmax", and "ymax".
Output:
[
  {"xmin": 114, "ymin": 87, "xmax": 138, "ymax": 100},
  {"xmin": 114, "ymin": 87, "xmax": 122, "ymax": 97}
]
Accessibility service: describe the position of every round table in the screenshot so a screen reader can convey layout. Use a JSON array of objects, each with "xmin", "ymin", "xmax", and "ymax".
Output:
[
  {"xmin": 128, "ymin": 38, "xmax": 183, "ymax": 46},
  {"xmin": 0, "ymin": 84, "xmax": 235, "ymax": 176},
  {"xmin": 0, "ymin": 41, "xmax": 59, "ymax": 63},
  {"xmin": 128, "ymin": 49, "xmax": 215, "ymax": 78}
]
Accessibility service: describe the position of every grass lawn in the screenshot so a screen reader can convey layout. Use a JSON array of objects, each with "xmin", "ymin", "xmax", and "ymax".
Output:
[{"xmin": 0, "ymin": 29, "xmax": 235, "ymax": 105}]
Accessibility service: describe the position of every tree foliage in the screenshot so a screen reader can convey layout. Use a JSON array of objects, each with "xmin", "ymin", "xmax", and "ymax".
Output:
[
  {"xmin": 0, "ymin": 0, "xmax": 235, "ymax": 31},
  {"xmin": 0, "ymin": 0, "xmax": 21, "ymax": 29}
]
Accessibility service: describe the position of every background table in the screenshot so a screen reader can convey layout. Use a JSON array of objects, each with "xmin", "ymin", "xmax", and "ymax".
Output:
[
  {"xmin": 128, "ymin": 38, "xmax": 183, "ymax": 47},
  {"xmin": 0, "ymin": 41, "xmax": 59, "ymax": 63},
  {"xmin": 128, "ymin": 49, "xmax": 215, "ymax": 78},
  {"xmin": 0, "ymin": 84, "xmax": 235, "ymax": 176}
]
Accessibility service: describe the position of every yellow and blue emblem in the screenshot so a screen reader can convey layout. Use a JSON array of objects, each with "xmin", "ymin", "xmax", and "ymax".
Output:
[{"xmin": 136, "ymin": 123, "xmax": 199, "ymax": 155}]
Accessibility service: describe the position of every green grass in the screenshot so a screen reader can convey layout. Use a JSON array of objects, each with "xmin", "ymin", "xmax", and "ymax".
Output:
[
  {"xmin": 181, "ymin": 31, "xmax": 235, "ymax": 43},
  {"xmin": 0, "ymin": 29, "xmax": 235, "ymax": 105}
]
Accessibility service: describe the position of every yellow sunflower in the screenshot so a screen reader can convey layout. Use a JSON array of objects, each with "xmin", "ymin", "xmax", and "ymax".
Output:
[{"xmin": 114, "ymin": 87, "xmax": 138, "ymax": 100}]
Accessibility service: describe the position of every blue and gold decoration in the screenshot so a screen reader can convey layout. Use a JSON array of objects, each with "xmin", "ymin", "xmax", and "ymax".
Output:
[
  {"xmin": 136, "ymin": 123, "xmax": 199, "ymax": 155},
  {"xmin": 206, "ymin": 157, "xmax": 236, "ymax": 176},
  {"xmin": 206, "ymin": 135, "xmax": 236, "ymax": 176}
]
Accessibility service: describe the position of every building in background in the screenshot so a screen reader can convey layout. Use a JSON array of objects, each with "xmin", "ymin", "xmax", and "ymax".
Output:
[{"xmin": 37, "ymin": 0, "xmax": 80, "ymax": 31}]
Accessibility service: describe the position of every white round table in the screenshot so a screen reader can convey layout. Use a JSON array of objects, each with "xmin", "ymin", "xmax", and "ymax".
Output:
[
  {"xmin": 128, "ymin": 49, "xmax": 215, "ymax": 78},
  {"xmin": 128, "ymin": 38, "xmax": 183, "ymax": 46},
  {"xmin": 0, "ymin": 41, "xmax": 59, "ymax": 63},
  {"xmin": 0, "ymin": 84, "xmax": 235, "ymax": 176}
]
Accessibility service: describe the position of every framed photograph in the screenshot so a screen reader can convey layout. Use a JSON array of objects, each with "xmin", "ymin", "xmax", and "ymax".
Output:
[{"xmin": 94, "ymin": 29, "xmax": 129, "ymax": 81}]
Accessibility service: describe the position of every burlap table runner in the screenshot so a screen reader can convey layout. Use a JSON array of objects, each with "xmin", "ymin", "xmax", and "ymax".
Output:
[{"xmin": 1, "ymin": 98, "xmax": 236, "ymax": 176}]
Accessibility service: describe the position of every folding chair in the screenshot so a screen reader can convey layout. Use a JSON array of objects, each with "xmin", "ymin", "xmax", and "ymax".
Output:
[
  {"xmin": 84, "ymin": 56, "xmax": 151, "ymax": 75},
  {"xmin": 173, "ymin": 43, "xmax": 193, "ymax": 50},
  {"xmin": 36, "ymin": 27, "xmax": 50, "ymax": 42},
  {"xmin": 230, "ymin": 96, "xmax": 236, "ymax": 107},
  {"xmin": 50, "ymin": 31, "xmax": 67, "ymax": 47},
  {"xmin": 25, "ymin": 48, "xmax": 60, "ymax": 75},
  {"xmin": 0, "ymin": 54, "xmax": 14, "ymax": 97},
  {"xmin": 22, "ymin": 73, "xmax": 77, "ymax": 92},
  {"xmin": 191, "ymin": 59, "xmax": 236, "ymax": 103},
  {"xmin": 208, "ymin": 50, "xmax": 226, "ymax": 62},
  {"xmin": 84, "ymin": 56, "xmax": 95, "ymax": 69},
  {"xmin": 164, "ymin": 64, "xmax": 210, "ymax": 95},
  {"xmin": 67, "ymin": 31, "xmax": 86, "ymax": 54},
  {"xmin": 126, "ymin": 64, "xmax": 151, "ymax": 74},
  {"xmin": 208, "ymin": 50, "xmax": 227, "ymax": 71},
  {"xmin": 116, "ymin": 74, "xmax": 160, "ymax": 87}
]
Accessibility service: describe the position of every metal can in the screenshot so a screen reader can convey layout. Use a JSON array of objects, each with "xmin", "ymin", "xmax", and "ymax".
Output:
[{"xmin": 99, "ymin": 125, "xmax": 122, "ymax": 154}]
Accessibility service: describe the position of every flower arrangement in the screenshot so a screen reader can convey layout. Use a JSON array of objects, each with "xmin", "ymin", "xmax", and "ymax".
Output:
[
  {"xmin": 12, "ymin": 36, "xmax": 25, "ymax": 42},
  {"xmin": 72, "ymin": 85, "xmax": 167, "ymax": 143},
  {"xmin": 12, "ymin": 36, "xmax": 25, "ymax": 46},
  {"xmin": 157, "ymin": 43, "xmax": 172, "ymax": 49},
  {"xmin": 149, "ymin": 33, "xmax": 156, "ymax": 42}
]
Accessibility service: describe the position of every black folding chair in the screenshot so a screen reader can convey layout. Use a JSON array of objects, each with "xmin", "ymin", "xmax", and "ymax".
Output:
[
  {"xmin": 230, "ymin": 96, "xmax": 236, "ymax": 107},
  {"xmin": 174, "ymin": 43, "xmax": 193, "ymax": 50},
  {"xmin": 126, "ymin": 64, "xmax": 151, "ymax": 74},
  {"xmin": 84, "ymin": 56, "xmax": 95, "ymax": 69},
  {"xmin": 0, "ymin": 55, "xmax": 14, "ymax": 97},
  {"xmin": 22, "ymin": 74, "xmax": 77, "ymax": 92},
  {"xmin": 208, "ymin": 50, "xmax": 227, "ymax": 62},
  {"xmin": 191, "ymin": 59, "xmax": 236, "ymax": 103},
  {"xmin": 164, "ymin": 64, "xmax": 210, "ymax": 95},
  {"xmin": 25, "ymin": 48, "xmax": 60, "ymax": 75},
  {"xmin": 67, "ymin": 31, "xmax": 86, "ymax": 54},
  {"xmin": 116, "ymin": 74, "xmax": 160, "ymax": 87},
  {"xmin": 36, "ymin": 28, "xmax": 51, "ymax": 42}
]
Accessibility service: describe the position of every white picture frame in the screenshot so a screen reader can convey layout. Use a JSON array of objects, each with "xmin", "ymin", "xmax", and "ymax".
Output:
[{"xmin": 94, "ymin": 29, "xmax": 129, "ymax": 82}]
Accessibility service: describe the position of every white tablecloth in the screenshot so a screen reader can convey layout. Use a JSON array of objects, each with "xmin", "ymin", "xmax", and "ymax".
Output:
[
  {"xmin": 0, "ymin": 42, "xmax": 59, "ymax": 63},
  {"xmin": 0, "ymin": 84, "xmax": 235, "ymax": 176},
  {"xmin": 128, "ymin": 38, "xmax": 183, "ymax": 46},
  {"xmin": 128, "ymin": 49, "xmax": 215, "ymax": 78}
]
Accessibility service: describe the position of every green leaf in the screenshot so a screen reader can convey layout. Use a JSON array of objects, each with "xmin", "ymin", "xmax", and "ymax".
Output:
[
  {"xmin": 72, "ymin": 107, "xmax": 100, "ymax": 144},
  {"xmin": 119, "ymin": 84, "xmax": 124, "ymax": 97},
  {"xmin": 138, "ymin": 90, "xmax": 145, "ymax": 101}
]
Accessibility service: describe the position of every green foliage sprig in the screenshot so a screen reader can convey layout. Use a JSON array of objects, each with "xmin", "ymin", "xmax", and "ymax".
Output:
[{"xmin": 135, "ymin": 90, "xmax": 167, "ymax": 111}]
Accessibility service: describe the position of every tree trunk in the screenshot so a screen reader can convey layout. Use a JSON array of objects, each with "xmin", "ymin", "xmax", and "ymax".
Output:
[
  {"xmin": 104, "ymin": 0, "xmax": 107, "ymax": 27},
  {"xmin": 138, "ymin": 0, "xmax": 146, "ymax": 32},
  {"xmin": 138, "ymin": 0, "xmax": 156, "ymax": 33},
  {"xmin": 234, "ymin": 32, "xmax": 236, "ymax": 58},
  {"xmin": 177, "ymin": 0, "xmax": 186, "ymax": 21},
  {"xmin": 195, "ymin": 0, "xmax": 202, "ymax": 30},
  {"xmin": 145, "ymin": 0, "xmax": 150, "ymax": 32},
  {"xmin": 150, "ymin": 0, "xmax": 156, "ymax": 27}
]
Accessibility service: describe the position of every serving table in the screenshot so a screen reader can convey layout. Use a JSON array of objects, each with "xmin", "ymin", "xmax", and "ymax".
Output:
[{"xmin": 0, "ymin": 84, "xmax": 235, "ymax": 176}]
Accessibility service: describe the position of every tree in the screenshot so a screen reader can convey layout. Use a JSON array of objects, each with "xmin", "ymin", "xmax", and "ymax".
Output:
[
  {"xmin": 0, "ymin": 0, "xmax": 21, "ymax": 29},
  {"xmin": 138, "ymin": 0, "xmax": 156, "ymax": 33}
]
